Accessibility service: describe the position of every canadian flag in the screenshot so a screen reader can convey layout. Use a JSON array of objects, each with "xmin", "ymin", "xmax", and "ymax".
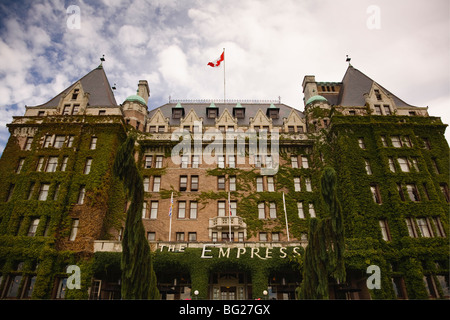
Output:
[{"xmin": 207, "ymin": 50, "xmax": 224, "ymax": 67}]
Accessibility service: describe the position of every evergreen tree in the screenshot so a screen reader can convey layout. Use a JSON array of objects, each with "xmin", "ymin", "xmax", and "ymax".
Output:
[
  {"xmin": 114, "ymin": 135, "xmax": 159, "ymax": 299},
  {"xmin": 299, "ymin": 167, "xmax": 345, "ymax": 299}
]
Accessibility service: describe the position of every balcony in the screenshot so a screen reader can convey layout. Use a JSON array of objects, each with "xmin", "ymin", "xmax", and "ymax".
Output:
[{"xmin": 209, "ymin": 216, "xmax": 247, "ymax": 230}]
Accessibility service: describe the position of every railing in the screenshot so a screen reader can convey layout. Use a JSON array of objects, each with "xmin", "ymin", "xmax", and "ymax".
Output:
[
  {"xmin": 168, "ymin": 98, "xmax": 281, "ymax": 104},
  {"xmin": 210, "ymin": 216, "xmax": 246, "ymax": 229}
]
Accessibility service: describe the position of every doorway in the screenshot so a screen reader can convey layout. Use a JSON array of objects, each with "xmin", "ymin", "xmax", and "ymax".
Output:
[{"xmin": 210, "ymin": 272, "xmax": 250, "ymax": 300}]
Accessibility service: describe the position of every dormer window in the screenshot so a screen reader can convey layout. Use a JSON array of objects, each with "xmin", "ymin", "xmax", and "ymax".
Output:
[
  {"xmin": 172, "ymin": 103, "xmax": 185, "ymax": 119},
  {"xmin": 266, "ymin": 104, "xmax": 279, "ymax": 119},
  {"xmin": 233, "ymin": 103, "xmax": 245, "ymax": 119},
  {"xmin": 207, "ymin": 102, "xmax": 219, "ymax": 119}
]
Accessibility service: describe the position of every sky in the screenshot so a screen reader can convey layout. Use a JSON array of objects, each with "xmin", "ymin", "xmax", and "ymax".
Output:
[{"xmin": 0, "ymin": 0, "xmax": 449, "ymax": 154}]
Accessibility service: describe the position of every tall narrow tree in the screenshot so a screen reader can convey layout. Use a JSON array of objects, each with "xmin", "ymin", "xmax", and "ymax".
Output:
[
  {"xmin": 299, "ymin": 167, "xmax": 345, "ymax": 299},
  {"xmin": 114, "ymin": 135, "xmax": 159, "ymax": 299}
]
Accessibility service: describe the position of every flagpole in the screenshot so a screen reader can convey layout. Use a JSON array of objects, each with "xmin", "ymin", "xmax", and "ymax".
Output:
[
  {"xmin": 228, "ymin": 191, "xmax": 232, "ymax": 242},
  {"xmin": 223, "ymin": 48, "xmax": 226, "ymax": 103},
  {"xmin": 169, "ymin": 191, "xmax": 173, "ymax": 242},
  {"xmin": 283, "ymin": 192, "xmax": 290, "ymax": 241}
]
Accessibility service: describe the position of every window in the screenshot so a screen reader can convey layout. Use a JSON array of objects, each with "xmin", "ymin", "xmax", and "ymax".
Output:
[
  {"xmin": 358, "ymin": 138, "xmax": 366, "ymax": 149},
  {"xmin": 38, "ymin": 184, "xmax": 50, "ymax": 201},
  {"xmin": 147, "ymin": 232, "xmax": 156, "ymax": 241},
  {"xmin": 192, "ymin": 155, "xmax": 199, "ymax": 168},
  {"xmin": 380, "ymin": 136, "xmax": 388, "ymax": 147},
  {"xmin": 406, "ymin": 184, "xmax": 420, "ymax": 202},
  {"xmin": 143, "ymin": 177, "xmax": 150, "ymax": 192},
  {"xmin": 54, "ymin": 135, "xmax": 65, "ymax": 149},
  {"xmin": 391, "ymin": 136, "xmax": 402, "ymax": 148},
  {"xmin": 6, "ymin": 275, "xmax": 23, "ymax": 298},
  {"xmin": 234, "ymin": 109, "xmax": 245, "ymax": 118},
  {"xmin": 27, "ymin": 218, "xmax": 40, "ymax": 237},
  {"xmin": 153, "ymin": 176, "xmax": 161, "ymax": 192},
  {"xmin": 77, "ymin": 186, "xmax": 86, "ymax": 204},
  {"xmin": 188, "ymin": 232, "xmax": 197, "ymax": 242},
  {"xmin": 179, "ymin": 176, "xmax": 187, "ymax": 191},
  {"xmin": 178, "ymin": 201, "xmax": 186, "ymax": 219},
  {"xmin": 349, "ymin": 110, "xmax": 356, "ymax": 116},
  {"xmin": 374, "ymin": 89, "xmax": 382, "ymax": 101},
  {"xmin": 422, "ymin": 137, "xmax": 431, "ymax": 150},
  {"xmin": 388, "ymin": 157, "xmax": 396, "ymax": 172},
  {"xmin": 256, "ymin": 177, "xmax": 263, "ymax": 192},
  {"xmin": 208, "ymin": 108, "xmax": 217, "ymax": 118},
  {"xmin": 440, "ymin": 184, "xmax": 450, "ymax": 202},
  {"xmin": 228, "ymin": 155, "xmax": 236, "ymax": 168},
  {"xmin": 423, "ymin": 275, "xmax": 439, "ymax": 298},
  {"xmin": 218, "ymin": 201, "xmax": 226, "ymax": 217},
  {"xmin": 403, "ymin": 136, "xmax": 412, "ymax": 148},
  {"xmin": 267, "ymin": 176, "xmax": 274, "ymax": 192},
  {"xmin": 83, "ymin": 158, "xmax": 92, "ymax": 174},
  {"xmin": 27, "ymin": 182, "xmax": 35, "ymax": 200},
  {"xmin": 383, "ymin": 105, "xmax": 391, "ymax": 115},
  {"xmin": 269, "ymin": 202, "xmax": 277, "ymax": 219},
  {"xmin": 150, "ymin": 201, "xmax": 158, "ymax": 219},
  {"xmin": 149, "ymin": 126, "xmax": 156, "ymax": 133},
  {"xmin": 392, "ymin": 277, "xmax": 407, "ymax": 299},
  {"xmin": 258, "ymin": 202, "xmax": 265, "ymax": 219},
  {"xmin": 272, "ymin": 232, "xmax": 280, "ymax": 242},
  {"xmin": 432, "ymin": 217, "xmax": 446, "ymax": 237},
  {"xmin": 53, "ymin": 183, "xmax": 60, "ymax": 201},
  {"xmin": 294, "ymin": 177, "xmax": 301, "ymax": 192},
  {"xmin": 155, "ymin": 156, "xmax": 163, "ymax": 168},
  {"xmin": 291, "ymin": 156, "xmax": 298, "ymax": 168},
  {"xmin": 230, "ymin": 201, "xmax": 237, "ymax": 216},
  {"xmin": 16, "ymin": 158, "xmax": 25, "ymax": 173},
  {"xmin": 410, "ymin": 157, "xmax": 419, "ymax": 171},
  {"xmin": 365, "ymin": 159, "xmax": 372, "ymax": 175},
  {"xmin": 190, "ymin": 201, "xmax": 198, "ymax": 219},
  {"xmin": 24, "ymin": 137, "xmax": 33, "ymax": 150},
  {"xmin": 218, "ymin": 176, "xmax": 225, "ymax": 190},
  {"xmin": 191, "ymin": 175, "xmax": 199, "ymax": 191},
  {"xmin": 301, "ymin": 156, "xmax": 309, "ymax": 168},
  {"xmin": 238, "ymin": 232, "xmax": 244, "ymax": 242},
  {"xmin": 90, "ymin": 137, "xmax": 97, "ymax": 150},
  {"xmin": 212, "ymin": 232, "xmax": 218, "ymax": 242},
  {"xmin": 43, "ymin": 135, "xmax": 52, "ymax": 148},
  {"xmin": 218, "ymin": 155, "xmax": 225, "ymax": 168},
  {"xmin": 55, "ymin": 278, "xmax": 67, "ymax": 299},
  {"xmin": 265, "ymin": 155, "xmax": 272, "ymax": 168},
  {"xmin": 67, "ymin": 136, "xmax": 74, "ymax": 147},
  {"xmin": 405, "ymin": 218, "xmax": 418, "ymax": 238},
  {"xmin": 379, "ymin": 220, "xmax": 391, "ymax": 241},
  {"xmin": 297, "ymin": 202, "xmax": 304, "ymax": 218},
  {"xmin": 229, "ymin": 176, "xmax": 236, "ymax": 191},
  {"xmin": 181, "ymin": 155, "xmax": 188, "ymax": 168},
  {"xmin": 309, "ymin": 203, "xmax": 316, "ymax": 218},
  {"xmin": 144, "ymin": 156, "xmax": 153, "ymax": 168},
  {"xmin": 374, "ymin": 105, "xmax": 382, "ymax": 115},
  {"xmin": 61, "ymin": 156, "xmax": 68, "ymax": 171},
  {"xmin": 142, "ymin": 201, "xmax": 147, "ymax": 218},
  {"xmin": 397, "ymin": 184, "xmax": 406, "ymax": 201},
  {"xmin": 431, "ymin": 158, "xmax": 440, "ymax": 174},
  {"xmin": 72, "ymin": 89, "xmax": 79, "ymax": 100},
  {"xmin": 305, "ymin": 177, "xmax": 312, "ymax": 192},
  {"xmin": 176, "ymin": 232, "xmax": 184, "ymax": 241},
  {"xmin": 370, "ymin": 184, "xmax": 382, "ymax": 204},
  {"xmin": 98, "ymin": 110, "xmax": 106, "ymax": 115},
  {"xmin": 417, "ymin": 218, "xmax": 433, "ymax": 238},
  {"xmin": 259, "ymin": 232, "xmax": 268, "ymax": 242},
  {"xmin": 36, "ymin": 157, "xmax": 45, "ymax": 172},
  {"xmin": 398, "ymin": 157, "xmax": 410, "ymax": 172},
  {"xmin": 254, "ymin": 155, "xmax": 261, "ymax": 168},
  {"xmin": 69, "ymin": 219, "xmax": 79, "ymax": 241}
]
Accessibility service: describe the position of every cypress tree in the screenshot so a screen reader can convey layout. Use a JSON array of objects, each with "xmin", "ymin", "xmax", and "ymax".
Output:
[
  {"xmin": 299, "ymin": 167, "xmax": 345, "ymax": 299},
  {"xmin": 114, "ymin": 134, "xmax": 160, "ymax": 299}
]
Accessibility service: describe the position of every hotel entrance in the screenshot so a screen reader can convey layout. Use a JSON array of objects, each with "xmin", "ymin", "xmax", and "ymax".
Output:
[{"xmin": 210, "ymin": 272, "xmax": 251, "ymax": 300}]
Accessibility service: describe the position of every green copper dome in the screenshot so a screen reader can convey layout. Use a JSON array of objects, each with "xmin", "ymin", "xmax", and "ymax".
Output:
[
  {"xmin": 125, "ymin": 94, "xmax": 147, "ymax": 105},
  {"xmin": 306, "ymin": 95, "xmax": 328, "ymax": 106}
]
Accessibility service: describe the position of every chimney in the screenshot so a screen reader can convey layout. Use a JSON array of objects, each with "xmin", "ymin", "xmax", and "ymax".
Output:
[
  {"xmin": 137, "ymin": 80, "xmax": 150, "ymax": 104},
  {"xmin": 302, "ymin": 75, "xmax": 317, "ymax": 107}
]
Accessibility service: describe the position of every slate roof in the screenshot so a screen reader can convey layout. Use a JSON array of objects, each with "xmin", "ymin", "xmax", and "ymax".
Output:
[
  {"xmin": 338, "ymin": 66, "xmax": 416, "ymax": 107},
  {"xmin": 29, "ymin": 65, "xmax": 117, "ymax": 108},
  {"xmin": 149, "ymin": 102, "xmax": 304, "ymax": 126}
]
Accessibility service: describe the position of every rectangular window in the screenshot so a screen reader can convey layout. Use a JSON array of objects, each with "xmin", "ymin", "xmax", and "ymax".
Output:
[
  {"xmin": 388, "ymin": 157, "xmax": 396, "ymax": 172},
  {"xmin": 27, "ymin": 218, "xmax": 40, "ymax": 237},
  {"xmin": 181, "ymin": 155, "xmax": 188, "ymax": 168},
  {"xmin": 229, "ymin": 176, "xmax": 236, "ymax": 191},
  {"xmin": 405, "ymin": 218, "xmax": 418, "ymax": 238},
  {"xmin": 61, "ymin": 156, "xmax": 69, "ymax": 172},
  {"xmin": 291, "ymin": 156, "xmax": 298, "ymax": 168},
  {"xmin": 54, "ymin": 135, "xmax": 65, "ymax": 149},
  {"xmin": 269, "ymin": 202, "xmax": 277, "ymax": 219},
  {"xmin": 297, "ymin": 202, "xmax": 304, "ymax": 219},
  {"xmin": 358, "ymin": 138, "xmax": 366, "ymax": 149},
  {"xmin": 230, "ymin": 201, "xmax": 237, "ymax": 216},
  {"xmin": 391, "ymin": 136, "xmax": 402, "ymax": 148},
  {"xmin": 153, "ymin": 176, "xmax": 161, "ymax": 192},
  {"xmin": 398, "ymin": 157, "xmax": 410, "ymax": 172},
  {"xmin": 67, "ymin": 136, "xmax": 74, "ymax": 148},
  {"xmin": 38, "ymin": 184, "xmax": 50, "ymax": 201},
  {"xmin": 145, "ymin": 155, "xmax": 153, "ymax": 168},
  {"xmin": 90, "ymin": 137, "xmax": 97, "ymax": 150},
  {"xmin": 379, "ymin": 220, "xmax": 391, "ymax": 241},
  {"xmin": 370, "ymin": 184, "xmax": 382, "ymax": 204},
  {"xmin": 190, "ymin": 201, "xmax": 198, "ymax": 219},
  {"xmin": 212, "ymin": 232, "xmax": 218, "ymax": 242},
  {"xmin": 265, "ymin": 155, "xmax": 272, "ymax": 168},
  {"xmin": 406, "ymin": 184, "xmax": 420, "ymax": 202},
  {"xmin": 27, "ymin": 182, "xmax": 35, "ymax": 200},
  {"xmin": 36, "ymin": 157, "xmax": 45, "ymax": 172},
  {"xmin": 15, "ymin": 158, "xmax": 24, "ymax": 174},
  {"xmin": 254, "ymin": 155, "xmax": 261, "ymax": 168},
  {"xmin": 380, "ymin": 135, "xmax": 388, "ymax": 147},
  {"xmin": 272, "ymin": 232, "xmax": 280, "ymax": 242},
  {"xmin": 431, "ymin": 158, "xmax": 440, "ymax": 174},
  {"xmin": 147, "ymin": 232, "xmax": 156, "ymax": 241},
  {"xmin": 301, "ymin": 156, "xmax": 309, "ymax": 168},
  {"xmin": 256, "ymin": 177, "xmax": 263, "ymax": 192},
  {"xmin": 176, "ymin": 232, "xmax": 185, "ymax": 241},
  {"xmin": 69, "ymin": 219, "xmax": 79, "ymax": 241},
  {"xmin": 397, "ymin": 183, "xmax": 406, "ymax": 201},
  {"xmin": 228, "ymin": 155, "xmax": 236, "ymax": 168},
  {"xmin": 191, "ymin": 175, "xmax": 199, "ymax": 191},
  {"xmin": 218, "ymin": 201, "xmax": 226, "ymax": 217},
  {"xmin": 142, "ymin": 201, "xmax": 147, "ymax": 219},
  {"xmin": 403, "ymin": 136, "xmax": 412, "ymax": 148},
  {"xmin": 43, "ymin": 135, "xmax": 52, "ymax": 148},
  {"xmin": 383, "ymin": 105, "xmax": 391, "ymax": 115},
  {"xmin": 53, "ymin": 183, "xmax": 60, "ymax": 201},
  {"xmin": 432, "ymin": 217, "xmax": 446, "ymax": 237},
  {"xmin": 83, "ymin": 158, "xmax": 92, "ymax": 174},
  {"xmin": 294, "ymin": 177, "xmax": 301, "ymax": 192},
  {"xmin": 178, "ymin": 201, "xmax": 186, "ymax": 219},
  {"xmin": 423, "ymin": 137, "xmax": 431, "ymax": 150},
  {"xmin": 374, "ymin": 90, "xmax": 382, "ymax": 100},
  {"xmin": 218, "ymin": 176, "xmax": 225, "ymax": 190},
  {"xmin": 365, "ymin": 159, "xmax": 372, "ymax": 175},
  {"xmin": 218, "ymin": 155, "xmax": 225, "ymax": 168},
  {"xmin": 440, "ymin": 184, "xmax": 450, "ymax": 202},
  {"xmin": 258, "ymin": 202, "xmax": 265, "ymax": 219},
  {"xmin": 309, "ymin": 203, "xmax": 316, "ymax": 218},
  {"xmin": 150, "ymin": 201, "xmax": 158, "ymax": 219},
  {"xmin": 305, "ymin": 177, "xmax": 312, "ymax": 192},
  {"xmin": 179, "ymin": 176, "xmax": 187, "ymax": 191},
  {"xmin": 188, "ymin": 232, "xmax": 197, "ymax": 242},
  {"xmin": 267, "ymin": 176, "xmax": 274, "ymax": 192},
  {"xmin": 417, "ymin": 218, "xmax": 433, "ymax": 238},
  {"xmin": 410, "ymin": 157, "xmax": 419, "ymax": 171},
  {"xmin": 192, "ymin": 155, "xmax": 199, "ymax": 168},
  {"xmin": 24, "ymin": 137, "xmax": 33, "ymax": 150},
  {"xmin": 374, "ymin": 105, "xmax": 382, "ymax": 115},
  {"xmin": 143, "ymin": 177, "xmax": 150, "ymax": 192},
  {"xmin": 77, "ymin": 186, "xmax": 86, "ymax": 204},
  {"xmin": 46, "ymin": 157, "xmax": 58, "ymax": 173},
  {"xmin": 259, "ymin": 232, "xmax": 267, "ymax": 242},
  {"xmin": 155, "ymin": 156, "xmax": 163, "ymax": 168}
]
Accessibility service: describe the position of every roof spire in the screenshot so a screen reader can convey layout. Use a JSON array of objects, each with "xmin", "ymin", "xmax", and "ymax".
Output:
[
  {"xmin": 346, "ymin": 55, "xmax": 352, "ymax": 67},
  {"xmin": 98, "ymin": 54, "xmax": 105, "ymax": 68}
]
